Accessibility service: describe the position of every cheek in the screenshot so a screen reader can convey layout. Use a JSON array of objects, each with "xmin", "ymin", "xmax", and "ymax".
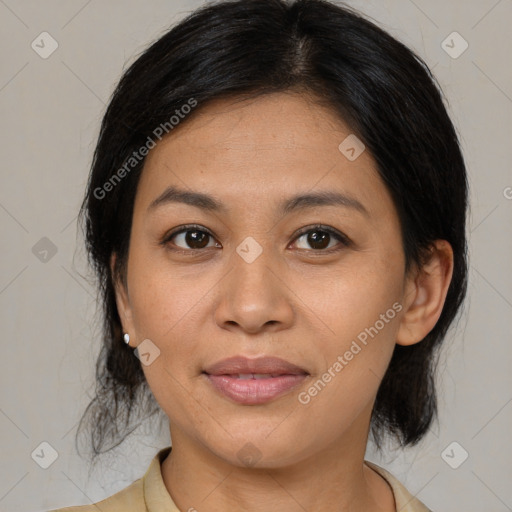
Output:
[
  {"xmin": 298, "ymin": 251, "xmax": 404, "ymax": 340},
  {"xmin": 130, "ymin": 263, "xmax": 209, "ymax": 421},
  {"xmin": 128, "ymin": 248, "xmax": 207, "ymax": 338},
  {"xmin": 293, "ymin": 277, "xmax": 402, "ymax": 438},
  {"xmin": 292, "ymin": 247, "xmax": 404, "ymax": 391}
]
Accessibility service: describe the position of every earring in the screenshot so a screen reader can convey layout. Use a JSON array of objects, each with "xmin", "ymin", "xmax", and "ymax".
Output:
[{"xmin": 123, "ymin": 333, "xmax": 130, "ymax": 345}]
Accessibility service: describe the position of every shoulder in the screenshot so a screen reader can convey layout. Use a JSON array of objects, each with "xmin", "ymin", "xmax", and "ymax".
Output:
[
  {"xmin": 47, "ymin": 477, "xmax": 145, "ymax": 512},
  {"xmin": 47, "ymin": 445, "xmax": 173, "ymax": 512},
  {"xmin": 365, "ymin": 461, "xmax": 433, "ymax": 512}
]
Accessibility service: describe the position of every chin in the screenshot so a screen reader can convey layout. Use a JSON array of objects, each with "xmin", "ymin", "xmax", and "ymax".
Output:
[{"xmin": 200, "ymin": 428, "xmax": 313, "ymax": 470}]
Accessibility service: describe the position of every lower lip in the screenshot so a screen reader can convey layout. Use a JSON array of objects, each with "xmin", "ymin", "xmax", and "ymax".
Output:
[{"xmin": 204, "ymin": 373, "xmax": 308, "ymax": 405}]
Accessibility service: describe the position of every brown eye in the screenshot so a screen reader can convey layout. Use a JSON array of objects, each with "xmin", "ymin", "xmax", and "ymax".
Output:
[
  {"xmin": 304, "ymin": 230, "xmax": 331, "ymax": 250},
  {"xmin": 293, "ymin": 225, "xmax": 350, "ymax": 252},
  {"xmin": 164, "ymin": 225, "xmax": 218, "ymax": 251},
  {"xmin": 181, "ymin": 230, "xmax": 211, "ymax": 249}
]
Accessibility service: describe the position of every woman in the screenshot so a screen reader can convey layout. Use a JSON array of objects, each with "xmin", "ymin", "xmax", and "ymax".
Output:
[{"xmin": 51, "ymin": 0, "xmax": 468, "ymax": 510}]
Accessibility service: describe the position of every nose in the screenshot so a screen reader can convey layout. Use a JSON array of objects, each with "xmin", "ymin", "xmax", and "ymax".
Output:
[{"xmin": 214, "ymin": 245, "xmax": 294, "ymax": 335}]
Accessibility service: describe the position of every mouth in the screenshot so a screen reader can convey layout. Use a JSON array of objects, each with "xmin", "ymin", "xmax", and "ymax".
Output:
[{"xmin": 202, "ymin": 356, "xmax": 309, "ymax": 405}]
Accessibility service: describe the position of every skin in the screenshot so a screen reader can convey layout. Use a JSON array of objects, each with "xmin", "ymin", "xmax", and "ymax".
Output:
[{"xmin": 112, "ymin": 91, "xmax": 453, "ymax": 511}]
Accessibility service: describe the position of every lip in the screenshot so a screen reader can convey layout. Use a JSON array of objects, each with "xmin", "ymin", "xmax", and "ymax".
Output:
[
  {"xmin": 203, "ymin": 355, "xmax": 308, "ymax": 376},
  {"xmin": 203, "ymin": 356, "xmax": 309, "ymax": 405}
]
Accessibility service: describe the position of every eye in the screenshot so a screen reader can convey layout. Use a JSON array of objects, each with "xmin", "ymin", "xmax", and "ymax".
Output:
[
  {"xmin": 162, "ymin": 224, "xmax": 219, "ymax": 251},
  {"xmin": 161, "ymin": 223, "xmax": 351, "ymax": 254},
  {"xmin": 292, "ymin": 225, "xmax": 351, "ymax": 252}
]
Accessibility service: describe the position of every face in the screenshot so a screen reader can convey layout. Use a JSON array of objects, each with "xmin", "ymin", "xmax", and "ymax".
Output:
[{"xmin": 114, "ymin": 91, "xmax": 416, "ymax": 468}]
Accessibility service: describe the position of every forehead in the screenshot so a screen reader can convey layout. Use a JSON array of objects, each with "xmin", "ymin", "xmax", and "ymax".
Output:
[
  {"xmin": 135, "ymin": 92, "xmax": 393, "ymax": 219},
  {"xmin": 150, "ymin": 92, "xmax": 352, "ymax": 158}
]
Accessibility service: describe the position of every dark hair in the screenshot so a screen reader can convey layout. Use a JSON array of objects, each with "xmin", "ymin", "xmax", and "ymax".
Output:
[{"xmin": 75, "ymin": 0, "xmax": 468, "ymax": 461}]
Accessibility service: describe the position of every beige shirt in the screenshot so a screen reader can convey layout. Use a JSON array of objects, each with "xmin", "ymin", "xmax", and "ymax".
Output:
[{"xmin": 49, "ymin": 446, "xmax": 432, "ymax": 511}]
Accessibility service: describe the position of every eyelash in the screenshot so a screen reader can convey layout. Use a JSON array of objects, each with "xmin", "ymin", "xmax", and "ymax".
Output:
[{"xmin": 160, "ymin": 223, "xmax": 351, "ymax": 255}]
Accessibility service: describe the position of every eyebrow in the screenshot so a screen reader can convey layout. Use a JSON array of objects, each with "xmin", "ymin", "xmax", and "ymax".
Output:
[{"xmin": 147, "ymin": 185, "xmax": 369, "ymax": 217}]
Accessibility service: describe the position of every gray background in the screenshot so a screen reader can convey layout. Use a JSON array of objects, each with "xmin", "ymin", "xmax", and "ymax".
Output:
[{"xmin": 0, "ymin": 0, "xmax": 511, "ymax": 511}]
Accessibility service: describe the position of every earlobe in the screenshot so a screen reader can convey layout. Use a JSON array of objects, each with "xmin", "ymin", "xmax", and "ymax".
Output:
[{"xmin": 396, "ymin": 240, "xmax": 454, "ymax": 347}]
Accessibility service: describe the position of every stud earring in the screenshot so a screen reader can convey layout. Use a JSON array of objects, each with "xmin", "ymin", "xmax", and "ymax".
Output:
[{"xmin": 123, "ymin": 333, "xmax": 130, "ymax": 345}]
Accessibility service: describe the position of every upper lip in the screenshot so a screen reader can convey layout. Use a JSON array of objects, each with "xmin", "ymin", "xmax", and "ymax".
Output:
[{"xmin": 203, "ymin": 356, "xmax": 308, "ymax": 376}]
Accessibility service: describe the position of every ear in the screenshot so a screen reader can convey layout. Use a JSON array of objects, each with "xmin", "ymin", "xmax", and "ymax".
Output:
[
  {"xmin": 110, "ymin": 252, "xmax": 136, "ymax": 344},
  {"xmin": 396, "ymin": 240, "xmax": 454, "ymax": 346}
]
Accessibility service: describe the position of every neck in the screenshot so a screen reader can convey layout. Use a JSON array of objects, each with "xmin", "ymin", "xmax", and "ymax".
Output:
[{"xmin": 160, "ymin": 413, "xmax": 395, "ymax": 512}]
